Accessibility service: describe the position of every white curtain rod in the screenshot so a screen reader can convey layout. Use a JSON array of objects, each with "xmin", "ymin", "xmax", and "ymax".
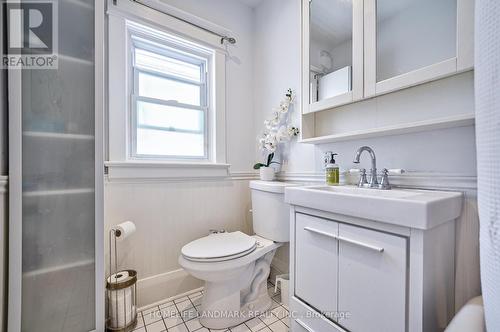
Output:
[{"xmin": 117, "ymin": 0, "xmax": 237, "ymax": 45}]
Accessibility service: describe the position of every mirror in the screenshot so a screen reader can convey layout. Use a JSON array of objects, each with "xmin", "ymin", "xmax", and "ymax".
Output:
[
  {"xmin": 376, "ymin": 0, "xmax": 457, "ymax": 82},
  {"xmin": 309, "ymin": 0, "xmax": 353, "ymax": 104}
]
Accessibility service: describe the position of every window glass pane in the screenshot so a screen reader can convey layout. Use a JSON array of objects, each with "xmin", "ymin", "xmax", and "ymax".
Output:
[
  {"xmin": 136, "ymin": 129, "xmax": 205, "ymax": 157},
  {"xmin": 137, "ymin": 101, "xmax": 203, "ymax": 133},
  {"xmin": 131, "ymin": 33, "xmax": 210, "ymax": 160},
  {"xmin": 135, "ymin": 48, "xmax": 202, "ymax": 82},
  {"xmin": 138, "ymin": 71, "xmax": 201, "ymax": 106}
]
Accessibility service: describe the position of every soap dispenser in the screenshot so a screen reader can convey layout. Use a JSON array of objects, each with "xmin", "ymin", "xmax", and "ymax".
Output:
[{"xmin": 324, "ymin": 152, "xmax": 339, "ymax": 186}]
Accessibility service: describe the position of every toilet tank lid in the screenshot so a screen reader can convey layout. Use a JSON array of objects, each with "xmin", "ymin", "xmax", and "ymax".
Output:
[{"xmin": 249, "ymin": 180, "xmax": 298, "ymax": 194}]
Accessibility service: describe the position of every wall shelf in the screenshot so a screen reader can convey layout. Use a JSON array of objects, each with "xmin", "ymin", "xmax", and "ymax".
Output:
[{"xmin": 300, "ymin": 113, "xmax": 475, "ymax": 144}]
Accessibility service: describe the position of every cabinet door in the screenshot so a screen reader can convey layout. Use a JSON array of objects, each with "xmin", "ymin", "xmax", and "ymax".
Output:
[
  {"xmin": 364, "ymin": 0, "xmax": 474, "ymax": 97},
  {"xmin": 337, "ymin": 224, "xmax": 406, "ymax": 332},
  {"xmin": 295, "ymin": 213, "xmax": 338, "ymax": 320},
  {"xmin": 302, "ymin": 0, "xmax": 364, "ymax": 114}
]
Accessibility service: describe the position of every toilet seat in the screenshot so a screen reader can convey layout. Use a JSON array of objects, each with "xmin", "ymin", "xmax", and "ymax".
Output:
[
  {"xmin": 179, "ymin": 235, "xmax": 281, "ymax": 274},
  {"xmin": 181, "ymin": 231, "xmax": 257, "ymax": 262}
]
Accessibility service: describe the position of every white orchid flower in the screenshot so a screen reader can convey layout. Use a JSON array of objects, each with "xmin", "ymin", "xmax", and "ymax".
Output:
[
  {"xmin": 288, "ymin": 126, "xmax": 300, "ymax": 137},
  {"xmin": 264, "ymin": 132, "xmax": 279, "ymax": 152},
  {"xmin": 279, "ymin": 100, "xmax": 289, "ymax": 111},
  {"xmin": 256, "ymin": 89, "xmax": 298, "ymax": 154},
  {"xmin": 264, "ymin": 120, "xmax": 272, "ymax": 129},
  {"xmin": 276, "ymin": 125, "xmax": 290, "ymax": 142}
]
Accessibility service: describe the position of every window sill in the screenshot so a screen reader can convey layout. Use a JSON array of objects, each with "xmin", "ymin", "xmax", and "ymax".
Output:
[{"xmin": 105, "ymin": 161, "xmax": 231, "ymax": 182}]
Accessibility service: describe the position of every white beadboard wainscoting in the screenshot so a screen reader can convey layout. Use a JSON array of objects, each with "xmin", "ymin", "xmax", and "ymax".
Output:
[
  {"xmin": 105, "ymin": 170, "xmax": 479, "ymax": 311},
  {"xmin": 104, "ymin": 176, "xmax": 255, "ymax": 307}
]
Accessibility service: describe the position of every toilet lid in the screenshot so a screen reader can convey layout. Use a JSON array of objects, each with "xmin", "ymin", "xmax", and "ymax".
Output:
[{"xmin": 181, "ymin": 231, "xmax": 257, "ymax": 261}]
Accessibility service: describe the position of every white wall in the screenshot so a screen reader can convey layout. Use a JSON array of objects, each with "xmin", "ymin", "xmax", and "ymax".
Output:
[
  {"xmin": 253, "ymin": 0, "xmax": 315, "ymax": 174},
  {"xmin": 105, "ymin": 0, "xmax": 257, "ymax": 307},
  {"xmin": 157, "ymin": 0, "xmax": 256, "ymax": 173},
  {"xmin": 105, "ymin": 0, "xmax": 481, "ymax": 311},
  {"xmin": 253, "ymin": 0, "xmax": 480, "ymax": 311}
]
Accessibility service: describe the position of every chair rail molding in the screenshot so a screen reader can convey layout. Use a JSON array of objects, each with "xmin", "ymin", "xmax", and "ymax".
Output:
[
  {"xmin": 104, "ymin": 163, "xmax": 259, "ymax": 183},
  {"xmin": 277, "ymin": 171, "xmax": 477, "ymax": 192}
]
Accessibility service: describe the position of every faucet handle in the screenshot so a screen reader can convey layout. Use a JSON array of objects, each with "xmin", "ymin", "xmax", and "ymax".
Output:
[
  {"xmin": 386, "ymin": 169, "xmax": 405, "ymax": 175},
  {"xmin": 379, "ymin": 168, "xmax": 391, "ymax": 190},
  {"xmin": 356, "ymin": 168, "xmax": 368, "ymax": 187},
  {"xmin": 378, "ymin": 169, "xmax": 405, "ymax": 190}
]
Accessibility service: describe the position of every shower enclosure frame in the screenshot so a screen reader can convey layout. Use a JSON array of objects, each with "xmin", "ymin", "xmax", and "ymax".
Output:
[{"xmin": 7, "ymin": 0, "xmax": 105, "ymax": 331}]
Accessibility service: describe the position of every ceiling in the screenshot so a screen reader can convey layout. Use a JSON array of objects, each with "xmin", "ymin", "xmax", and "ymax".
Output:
[{"xmin": 236, "ymin": 0, "xmax": 265, "ymax": 8}]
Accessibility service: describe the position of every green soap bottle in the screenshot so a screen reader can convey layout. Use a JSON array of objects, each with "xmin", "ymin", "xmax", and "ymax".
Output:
[{"xmin": 324, "ymin": 152, "xmax": 340, "ymax": 186}]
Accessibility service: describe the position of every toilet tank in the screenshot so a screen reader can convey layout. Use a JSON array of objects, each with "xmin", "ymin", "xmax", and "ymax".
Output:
[{"xmin": 250, "ymin": 181, "xmax": 296, "ymax": 242}]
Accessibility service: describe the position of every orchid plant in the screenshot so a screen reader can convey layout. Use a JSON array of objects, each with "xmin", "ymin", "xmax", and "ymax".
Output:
[{"xmin": 254, "ymin": 89, "xmax": 300, "ymax": 170}]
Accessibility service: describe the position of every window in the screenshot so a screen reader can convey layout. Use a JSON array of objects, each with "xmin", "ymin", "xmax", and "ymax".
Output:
[
  {"xmin": 130, "ymin": 30, "xmax": 211, "ymax": 160},
  {"xmin": 107, "ymin": 6, "xmax": 228, "ymax": 179}
]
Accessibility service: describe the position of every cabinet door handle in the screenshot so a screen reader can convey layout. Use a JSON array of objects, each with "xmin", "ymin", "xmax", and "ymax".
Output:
[
  {"xmin": 295, "ymin": 319, "xmax": 315, "ymax": 332},
  {"xmin": 337, "ymin": 235, "xmax": 384, "ymax": 252},
  {"xmin": 303, "ymin": 227, "xmax": 338, "ymax": 240},
  {"xmin": 303, "ymin": 226, "xmax": 384, "ymax": 252}
]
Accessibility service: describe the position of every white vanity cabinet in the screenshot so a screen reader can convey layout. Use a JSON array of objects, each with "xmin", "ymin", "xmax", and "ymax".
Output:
[
  {"xmin": 302, "ymin": 0, "xmax": 475, "ymax": 113},
  {"xmin": 295, "ymin": 214, "xmax": 339, "ymax": 317},
  {"xmin": 337, "ymin": 223, "xmax": 407, "ymax": 331},
  {"xmin": 289, "ymin": 208, "xmax": 457, "ymax": 332}
]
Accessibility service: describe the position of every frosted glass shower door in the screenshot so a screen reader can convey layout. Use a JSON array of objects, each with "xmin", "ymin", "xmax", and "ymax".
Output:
[{"xmin": 8, "ymin": 0, "xmax": 104, "ymax": 331}]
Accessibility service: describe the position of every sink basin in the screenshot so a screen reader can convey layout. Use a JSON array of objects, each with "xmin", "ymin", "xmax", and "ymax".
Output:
[
  {"xmin": 310, "ymin": 185, "xmax": 418, "ymax": 198},
  {"xmin": 285, "ymin": 185, "xmax": 462, "ymax": 230}
]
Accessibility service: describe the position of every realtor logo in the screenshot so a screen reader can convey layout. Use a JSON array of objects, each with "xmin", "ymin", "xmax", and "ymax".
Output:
[{"xmin": 2, "ymin": 1, "xmax": 58, "ymax": 69}]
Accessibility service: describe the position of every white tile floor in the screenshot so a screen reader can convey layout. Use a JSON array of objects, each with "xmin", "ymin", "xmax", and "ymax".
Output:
[{"xmin": 134, "ymin": 280, "xmax": 290, "ymax": 332}]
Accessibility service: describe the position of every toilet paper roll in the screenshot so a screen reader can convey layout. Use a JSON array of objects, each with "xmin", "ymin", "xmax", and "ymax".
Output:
[
  {"xmin": 114, "ymin": 221, "xmax": 136, "ymax": 240},
  {"xmin": 107, "ymin": 271, "xmax": 130, "ymax": 284},
  {"xmin": 108, "ymin": 287, "xmax": 134, "ymax": 328}
]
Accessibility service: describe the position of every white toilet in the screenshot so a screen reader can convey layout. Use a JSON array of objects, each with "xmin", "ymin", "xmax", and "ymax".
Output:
[{"xmin": 178, "ymin": 180, "xmax": 294, "ymax": 329}]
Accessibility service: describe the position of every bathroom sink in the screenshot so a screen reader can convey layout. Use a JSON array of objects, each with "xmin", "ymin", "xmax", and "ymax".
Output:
[
  {"xmin": 310, "ymin": 185, "xmax": 419, "ymax": 198},
  {"xmin": 285, "ymin": 185, "xmax": 462, "ymax": 230}
]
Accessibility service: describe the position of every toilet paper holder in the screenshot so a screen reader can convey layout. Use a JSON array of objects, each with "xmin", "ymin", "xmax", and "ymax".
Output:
[{"xmin": 106, "ymin": 224, "xmax": 138, "ymax": 331}]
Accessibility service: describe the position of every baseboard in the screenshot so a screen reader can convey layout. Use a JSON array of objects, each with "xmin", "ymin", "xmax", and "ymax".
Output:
[{"xmin": 136, "ymin": 268, "xmax": 203, "ymax": 307}]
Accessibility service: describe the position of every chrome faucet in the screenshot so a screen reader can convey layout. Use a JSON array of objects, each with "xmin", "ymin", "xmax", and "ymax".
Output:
[{"xmin": 353, "ymin": 146, "xmax": 379, "ymax": 188}]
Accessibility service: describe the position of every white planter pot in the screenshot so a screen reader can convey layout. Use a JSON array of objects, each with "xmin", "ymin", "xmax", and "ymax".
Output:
[{"xmin": 259, "ymin": 167, "xmax": 276, "ymax": 181}]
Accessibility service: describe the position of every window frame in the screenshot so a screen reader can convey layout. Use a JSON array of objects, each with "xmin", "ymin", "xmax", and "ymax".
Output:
[
  {"xmin": 107, "ymin": 1, "xmax": 229, "ymax": 181},
  {"xmin": 128, "ymin": 26, "xmax": 212, "ymax": 161}
]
